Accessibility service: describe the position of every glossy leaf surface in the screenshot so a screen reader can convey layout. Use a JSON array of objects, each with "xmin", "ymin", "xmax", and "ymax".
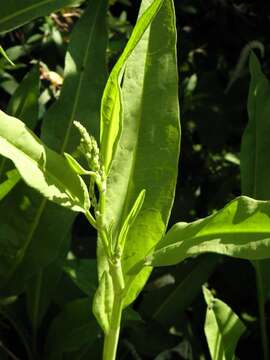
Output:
[
  {"xmin": 100, "ymin": 0, "xmax": 164, "ymax": 172},
  {"xmin": 147, "ymin": 196, "xmax": 270, "ymax": 267}
]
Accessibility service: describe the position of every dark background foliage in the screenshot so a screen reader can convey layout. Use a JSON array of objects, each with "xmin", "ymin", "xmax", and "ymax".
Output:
[{"xmin": 1, "ymin": 0, "xmax": 270, "ymax": 359}]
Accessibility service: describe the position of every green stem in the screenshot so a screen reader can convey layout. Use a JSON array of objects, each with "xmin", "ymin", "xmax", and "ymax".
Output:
[
  {"xmin": 103, "ymin": 262, "xmax": 125, "ymax": 360},
  {"xmin": 85, "ymin": 210, "xmax": 96, "ymax": 229},
  {"xmin": 254, "ymin": 261, "xmax": 269, "ymax": 360},
  {"xmin": 103, "ymin": 295, "xmax": 123, "ymax": 360}
]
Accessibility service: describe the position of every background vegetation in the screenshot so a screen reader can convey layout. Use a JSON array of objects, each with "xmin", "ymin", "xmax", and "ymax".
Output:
[{"xmin": 1, "ymin": 0, "xmax": 270, "ymax": 358}]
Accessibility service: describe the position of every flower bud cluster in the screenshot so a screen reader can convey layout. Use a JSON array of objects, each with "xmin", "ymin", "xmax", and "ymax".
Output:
[{"xmin": 73, "ymin": 121, "xmax": 106, "ymax": 189}]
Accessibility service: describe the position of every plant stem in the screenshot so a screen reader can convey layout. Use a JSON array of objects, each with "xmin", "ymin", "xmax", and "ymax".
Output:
[
  {"xmin": 103, "ymin": 262, "xmax": 125, "ymax": 360},
  {"xmin": 103, "ymin": 295, "xmax": 123, "ymax": 360},
  {"xmin": 254, "ymin": 261, "xmax": 269, "ymax": 360}
]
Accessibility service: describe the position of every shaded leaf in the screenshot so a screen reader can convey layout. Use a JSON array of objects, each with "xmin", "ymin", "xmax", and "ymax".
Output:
[
  {"xmin": 7, "ymin": 65, "xmax": 40, "ymax": 130},
  {"xmin": 45, "ymin": 298, "xmax": 99, "ymax": 360},
  {"xmin": 0, "ymin": 0, "xmax": 107, "ymax": 292},
  {"xmin": 140, "ymin": 254, "xmax": 218, "ymax": 327},
  {"xmin": 0, "ymin": 0, "xmax": 81, "ymax": 34},
  {"xmin": 63, "ymin": 259, "xmax": 98, "ymax": 296},
  {"xmin": 25, "ymin": 234, "xmax": 71, "ymax": 329},
  {"xmin": 241, "ymin": 52, "xmax": 270, "ymax": 200}
]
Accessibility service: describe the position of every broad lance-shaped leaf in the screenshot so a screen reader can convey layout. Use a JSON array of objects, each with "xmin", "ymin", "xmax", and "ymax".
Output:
[
  {"xmin": 0, "ymin": 0, "xmax": 80, "ymax": 34},
  {"xmin": 101, "ymin": 0, "xmax": 180, "ymax": 306},
  {"xmin": 0, "ymin": 110, "xmax": 89, "ymax": 212},
  {"xmin": 203, "ymin": 287, "xmax": 245, "ymax": 360},
  {"xmin": 100, "ymin": 0, "xmax": 164, "ymax": 172},
  {"xmin": 0, "ymin": 0, "xmax": 108, "ymax": 293},
  {"xmin": 145, "ymin": 196, "xmax": 270, "ymax": 267}
]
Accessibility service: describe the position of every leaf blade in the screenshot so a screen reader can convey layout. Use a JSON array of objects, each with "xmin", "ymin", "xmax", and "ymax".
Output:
[
  {"xmin": 203, "ymin": 287, "xmax": 246, "ymax": 360},
  {"xmin": 0, "ymin": 110, "xmax": 89, "ymax": 212},
  {"xmin": 147, "ymin": 196, "xmax": 270, "ymax": 267},
  {"xmin": 0, "ymin": 0, "xmax": 80, "ymax": 34},
  {"xmin": 103, "ymin": 0, "xmax": 180, "ymax": 306},
  {"xmin": 100, "ymin": 0, "xmax": 164, "ymax": 172}
]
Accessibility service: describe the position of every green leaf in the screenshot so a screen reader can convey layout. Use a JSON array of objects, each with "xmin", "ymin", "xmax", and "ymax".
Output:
[
  {"xmin": 0, "ymin": 110, "xmax": 89, "ymax": 212},
  {"xmin": 45, "ymin": 298, "xmax": 99, "ymax": 360},
  {"xmin": 25, "ymin": 234, "xmax": 70, "ymax": 330},
  {"xmin": 0, "ymin": 0, "xmax": 81, "ymax": 34},
  {"xmin": 92, "ymin": 271, "xmax": 114, "ymax": 334},
  {"xmin": 0, "ymin": 169, "xmax": 20, "ymax": 201},
  {"xmin": 117, "ymin": 189, "xmax": 146, "ymax": 250},
  {"xmin": 0, "ymin": 45, "xmax": 15, "ymax": 66},
  {"xmin": 63, "ymin": 259, "xmax": 98, "ymax": 296},
  {"xmin": 7, "ymin": 65, "xmax": 40, "ymax": 130},
  {"xmin": 203, "ymin": 287, "xmax": 246, "ymax": 360},
  {"xmin": 102, "ymin": 0, "xmax": 180, "ymax": 306},
  {"xmin": 0, "ymin": 65, "xmax": 40, "ymax": 190},
  {"xmin": 42, "ymin": 0, "xmax": 108, "ymax": 149},
  {"xmin": 64, "ymin": 152, "xmax": 95, "ymax": 176},
  {"xmin": 26, "ymin": 267, "xmax": 62, "ymax": 330},
  {"xmin": 140, "ymin": 254, "xmax": 218, "ymax": 327},
  {"xmin": 0, "ymin": 0, "xmax": 107, "ymax": 293},
  {"xmin": 100, "ymin": 0, "xmax": 164, "ymax": 172},
  {"xmin": 146, "ymin": 196, "xmax": 270, "ymax": 267},
  {"xmin": 241, "ymin": 52, "xmax": 270, "ymax": 200}
]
